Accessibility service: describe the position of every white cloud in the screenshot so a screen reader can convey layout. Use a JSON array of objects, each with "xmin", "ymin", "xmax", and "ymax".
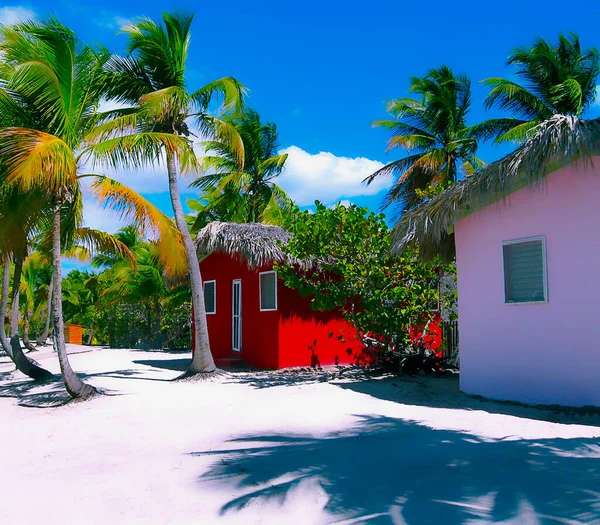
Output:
[
  {"xmin": 595, "ymin": 85, "xmax": 600, "ymax": 106},
  {"xmin": 81, "ymin": 195, "xmax": 129, "ymax": 234},
  {"xmin": 93, "ymin": 14, "xmax": 133, "ymax": 31},
  {"xmin": 0, "ymin": 6, "xmax": 34, "ymax": 25},
  {"xmin": 114, "ymin": 16, "xmax": 132, "ymax": 30},
  {"xmin": 277, "ymin": 146, "xmax": 389, "ymax": 206}
]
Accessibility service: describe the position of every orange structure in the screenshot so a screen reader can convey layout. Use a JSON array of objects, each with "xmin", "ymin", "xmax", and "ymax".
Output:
[{"xmin": 64, "ymin": 324, "xmax": 83, "ymax": 345}]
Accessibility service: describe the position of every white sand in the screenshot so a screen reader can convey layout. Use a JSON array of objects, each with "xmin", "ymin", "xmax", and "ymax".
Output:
[{"xmin": 1, "ymin": 346, "xmax": 599, "ymax": 525}]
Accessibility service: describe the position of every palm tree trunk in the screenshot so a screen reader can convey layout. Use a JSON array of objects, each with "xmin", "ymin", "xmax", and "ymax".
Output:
[
  {"xmin": 6, "ymin": 257, "xmax": 53, "ymax": 381},
  {"xmin": 0, "ymin": 259, "xmax": 13, "ymax": 359},
  {"xmin": 86, "ymin": 323, "xmax": 94, "ymax": 345},
  {"xmin": 51, "ymin": 201, "xmax": 97, "ymax": 398},
  {"xmin": 10, "ymin": 256, "xmax": 23, "ymax": 338},
  {"xmin": 167, "ymin": 154, "xmax": 216, "ymax": 374},
  {"xmin": 23, "ymin": 312, "xmax": 36, "ymax": 352},
  {"xmin": 37, "ymin": 274, "xmax": 53, "ymax": 345}
]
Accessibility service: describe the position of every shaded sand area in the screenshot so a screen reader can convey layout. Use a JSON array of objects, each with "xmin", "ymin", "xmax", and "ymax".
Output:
[{"xmin": 1, "ymin": 346, "xmax": 599, "ymax": 524}]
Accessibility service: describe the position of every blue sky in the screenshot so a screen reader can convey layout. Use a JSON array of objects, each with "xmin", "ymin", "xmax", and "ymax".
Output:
[{"xmin": 1, "ymin": 0, "xmax": 600, "ymax": 272}]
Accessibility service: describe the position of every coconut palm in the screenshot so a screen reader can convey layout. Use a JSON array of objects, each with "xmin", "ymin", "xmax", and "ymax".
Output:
[
  {"xmin": 61, "ymin": 270, "xmax": 103, "ymax": 345},
  {"xmin": 29, "ymin": 222, "xmax": 138, "ymax": 344},
  {"xmin": 103, "ymin": 11, "xmax": 246, "ymax": 375},
  {"xmin": 0, "ymin": 184, "xmax": 54, "ymax": 379},
  {"xmin": 185, "ymin": 188, "xmax": 238, "ymax": 234},
  {"xmin": 366, "ymin": 66, "xmax": 484, "ymax": 212},
  {"xmin": 473, "ymin": 33, "xmax": 599, "ymax": 143},
  {"xmin": 20, "ymin": 251, "xmax": 46, "ymax": 351},
  {"xmin": 91, "ymin": 225, "xmax": 192, "ymax": 349},
  {"xmin": 0, "ymin": 18, "xmax": 190, "ymax": 397},
  {"xmin": 393, "ymin": 115, "xmax": 600, "ymax": 260},
  {"xmin": 192, "ymin": 109, "xmax": 292, "ymax": 226}
]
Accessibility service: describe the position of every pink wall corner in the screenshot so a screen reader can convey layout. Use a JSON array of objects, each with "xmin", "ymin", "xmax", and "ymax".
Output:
[{"xmin": 455, "ymin": 160, "xmax": 600, "ymax": 407}]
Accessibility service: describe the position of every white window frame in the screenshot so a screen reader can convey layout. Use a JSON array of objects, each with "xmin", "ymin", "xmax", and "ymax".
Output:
[
  {"xmin": 259, "ymin": 270, "xmax": 278, "ymax": 312},
  {"xmin": 232, "ymin": 279, "xmax": 242, "ymax": 351},
  {"xmin": 502, "ymin": 235, "xmax": 548, "ymax": 305},
  {"xmin": 203, "ymin": 280, "xmax": 216, "ymax": 314}
]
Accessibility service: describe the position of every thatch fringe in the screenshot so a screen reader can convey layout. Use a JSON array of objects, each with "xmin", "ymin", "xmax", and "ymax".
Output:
[
  {"xmin": 196, "ymin": 221, "xmax": 305, "ymax": 269},
  {"xmin": 393, "ymin": 115, "xmax": 600, "ymax": 260}
]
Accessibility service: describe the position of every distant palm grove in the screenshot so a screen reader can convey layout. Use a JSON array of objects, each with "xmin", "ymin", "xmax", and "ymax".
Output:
[{"xmin": 0, "ymin": 10, "xmax": 597, "ymax": 398}]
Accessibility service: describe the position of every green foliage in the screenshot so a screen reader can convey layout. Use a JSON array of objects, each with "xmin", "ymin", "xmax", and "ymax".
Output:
[
  {"xmin": 276, "ymin": 203, "xmax": 454, "ymax": 354},
  {"xmin": 189, "ymin": 109, "xmax": 294, "ymax": 231},
  {"xmin": 67, "ymin": 225, "xmax": 193, "ymax": 349},
  {"xmin": 472, "ymin": 33, "xmax": 599, "ymax": 143}
]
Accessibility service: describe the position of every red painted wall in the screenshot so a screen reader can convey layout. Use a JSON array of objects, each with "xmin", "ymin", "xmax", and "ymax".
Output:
[
  {"xmin": 198, "ymin": 252, "xmax": 367, "ymax": 369},
  {"xmin": 278, "ymin": 284, "xmax": 366, "ymax": 368}
]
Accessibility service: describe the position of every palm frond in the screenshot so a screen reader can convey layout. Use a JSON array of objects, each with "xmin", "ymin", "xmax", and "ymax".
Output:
[
  {"xmin": 196, "ymin": 115, "xmax": 245, "ymax": 168},
  {"xmin": 191, "ymin": 77, "xmax": 247, "ymax": 113},
  {"xmin": 73, "ymin": 227, "xmax": 136, "ymax": 267},
  {"xmin": 91, "ymin": 177, "xmax": 188, "ymax": 277},
  {"xmin": 84, "ymin": 132, "xmax": 197, "ymax": 173},
  {"xmin": 393, "ymin": 115, "xmax": 600, "ymax": 260},
  {"xmin": 0, "ymin": 127, "xmax": 77, "ymax": 191}
]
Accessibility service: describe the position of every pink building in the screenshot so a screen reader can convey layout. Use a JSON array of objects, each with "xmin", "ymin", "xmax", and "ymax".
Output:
[{"xmin": 455, "ymin": 161, "xmax": 600, "ymax": 406}]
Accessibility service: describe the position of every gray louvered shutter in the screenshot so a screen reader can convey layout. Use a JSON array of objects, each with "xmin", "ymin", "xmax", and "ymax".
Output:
[
  {"xmin": 260, "ymin": 272, "xmax": 277, "ymax": 310},
  {"xmin": 204, "ymin": 281, "xmax": 216, "ymax": 313},
  {"xmin": 503, "ymin": 239, "xmax": 546, "ymax": 303}
]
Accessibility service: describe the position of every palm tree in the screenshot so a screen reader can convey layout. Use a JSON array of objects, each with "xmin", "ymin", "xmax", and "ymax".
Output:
[
  {"xmin": 0, "ymin": 258, "xmax": 11, "ymax": 358},
  {"xmin": 192, "ymin": 109, "xmax": 292, "ymax": 226},
  {"xmin": 473, "ymin": 33, "xmax": 599, "ymax": 143},
  {"xmin": 91, "ymin": 225, "xmax": 192, "ymax": 349},
  {"xmin": 20, "ymin": 251, "xmax": 46, "ymax": 351},
  {"xmin": 366, "ymin": 66, "xmax": 483, "ymax": 212},
  {"xmin": 393, "ymin": 115, "xmax": 600, "ymax": 260},
  {"xmin": 103, "ymin": 12, "xmax": 246, "ymax": 375},
  {"xmin": 0, "ymin": 184, "xmax": 54, "ymax": 379},
  {"xmin": 0, "ymin": 18, "xmax": 190, "ymax": 397}
]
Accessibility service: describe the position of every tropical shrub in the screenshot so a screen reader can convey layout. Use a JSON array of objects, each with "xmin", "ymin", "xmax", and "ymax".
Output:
[{"xmin": 276, "ymin": 203, "xmax": 455, "ymax": 364}]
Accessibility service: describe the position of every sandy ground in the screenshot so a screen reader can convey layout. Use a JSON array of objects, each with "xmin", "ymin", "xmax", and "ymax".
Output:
[{"xmin": 1, "ymin": 346, "xmax": 599, "ymax": 525}]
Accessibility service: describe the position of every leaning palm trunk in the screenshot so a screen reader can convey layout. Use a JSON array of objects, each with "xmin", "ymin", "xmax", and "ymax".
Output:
[
  {"xmin": 7, "ymin": 257, "xmax": 53, "ymax": 381},
  {"xmin": 51, "ymin": 202, "xmax": 97, "ymax": 398},
  {"xmin": 22, "ymin": 312, "xmax": 36, "ymax": 352},
  {"xmin": 37, "ymin": 274, "xmax": 53, "ymax": 345},
  {"xmin": 167, "ymin": 155, "xmax": 216, "ymax": 374},
  {"xmin": 0, "ymin": 259, "xmax": 13, "ymax": 358},
  {"xmin": 9, "ymin": 257, "xmax": 23, "ymax": 338}
]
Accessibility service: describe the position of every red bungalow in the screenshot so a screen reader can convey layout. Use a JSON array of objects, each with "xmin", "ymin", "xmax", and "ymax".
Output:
[{"xmin": 195, "ymin": 222, "xmax": 367, "ymax": 369}]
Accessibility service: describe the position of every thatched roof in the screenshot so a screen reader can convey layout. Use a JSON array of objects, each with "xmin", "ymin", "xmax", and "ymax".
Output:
[
  {"xmin": 196, "ymin": 221, "xmax": 303, "ymax": 269},
  {"xmin": 393, "ymin": 115, "xmax": 600, "ymax": 260}
]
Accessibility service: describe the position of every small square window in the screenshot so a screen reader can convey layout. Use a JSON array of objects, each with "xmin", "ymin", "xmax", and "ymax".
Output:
[
  {"xmin": 204, "ymin": 280, "xmax": 216, "ymax": 314},
  {"xmin": 259, "ymin": 271, "xmax": 277, "ymax": 311},
  {"xmin": 503, "ymin": 237, "xmax": 547, "ymax": 304}
]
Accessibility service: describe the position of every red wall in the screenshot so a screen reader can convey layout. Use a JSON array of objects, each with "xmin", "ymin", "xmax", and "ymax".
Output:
[
  {"xmin": 277, "ymin": 284, "xmax": 366, "ymax": 368},
  {"xmin": 199, "ymin": 252, "xmax": 367, "ymax": 369}
]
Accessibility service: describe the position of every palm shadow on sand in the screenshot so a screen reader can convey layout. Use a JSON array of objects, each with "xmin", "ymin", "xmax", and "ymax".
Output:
[
  {"xmin": 193, "ymin": 415, "xmax": 600, "ymax": 524},
  {"xmin": 133, "ymin": 358, "xmax": 190, "ymax": 372},
  {"xmin": 0, "ymin": 368, "xmax": 147, "ymax": 407}
]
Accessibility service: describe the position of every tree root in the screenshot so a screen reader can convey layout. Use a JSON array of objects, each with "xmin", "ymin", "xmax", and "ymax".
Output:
[
  {"xmin": 67, "ymin": 388, "xmax": 102, "ymax": 403},
  {"xmin": 173, "ymin": 368, "xmax": 228, "ymax": 382}
]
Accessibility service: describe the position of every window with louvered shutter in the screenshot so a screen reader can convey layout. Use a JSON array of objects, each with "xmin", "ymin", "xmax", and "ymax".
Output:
[
  {"xmin": 204, "ymin": 281, "xmax": 216, "ymax": 314},
  {"xmin": 503, "ymin": 237, "xmax": 547, "ymax": 304},
  {"xmin": 260, "ymin": 271, "xmax": 277, "ymax": 311}
]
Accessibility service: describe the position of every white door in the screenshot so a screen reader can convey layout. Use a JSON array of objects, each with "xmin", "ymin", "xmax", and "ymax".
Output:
[{"xmin": 232, "ymin": 279, "xmax": 242, "ymax": 351}]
